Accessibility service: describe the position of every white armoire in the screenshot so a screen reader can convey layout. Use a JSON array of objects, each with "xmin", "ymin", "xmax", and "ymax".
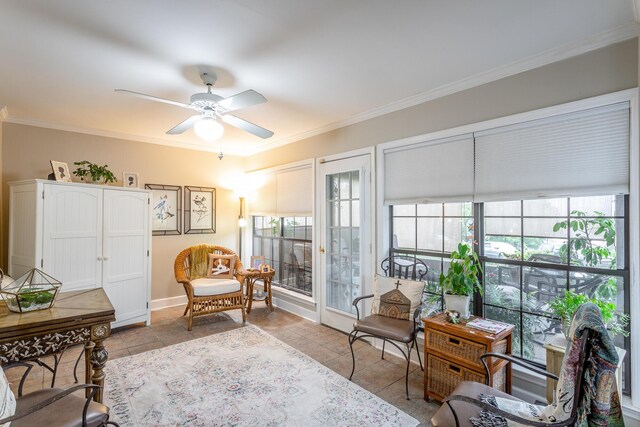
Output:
[{"xmin": 8, "ymin": 179, "xmax": 152, "ymax": 328}]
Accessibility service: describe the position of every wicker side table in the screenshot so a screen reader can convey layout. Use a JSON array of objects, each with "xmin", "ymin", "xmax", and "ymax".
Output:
[
  {"xmin": 423, "ymin": 313, "xmax": 514, "ymax": 401},
  {"xmin": 244, "ymin": 269, "xmax": 276, "ymax": 314}
]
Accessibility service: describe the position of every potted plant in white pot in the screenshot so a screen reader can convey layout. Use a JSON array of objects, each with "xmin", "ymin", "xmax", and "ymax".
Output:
[{"xmin": 440, "ymin": 242, "xmax": 482, "ymax": 319}]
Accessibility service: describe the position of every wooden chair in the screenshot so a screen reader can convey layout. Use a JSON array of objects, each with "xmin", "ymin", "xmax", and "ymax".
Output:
[
  {"xmin": 348, "ymin": 256, "xmax": 428, "ymax": 400},
  {"xmin": 174, "ymin": 245, "xmax": 247, "ymax": 331},
  {"xmin": 1, "ymin": 361, "xmax": 118, "ymax": 426},
  {"xmin": 431, "ymin": 337, "xmax": 590, "ymax": 427}
]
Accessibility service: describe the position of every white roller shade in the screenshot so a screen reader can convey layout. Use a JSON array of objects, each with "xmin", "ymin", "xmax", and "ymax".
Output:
[
  {"xmin": 248, "ymin": 173, "xmax": 276, "ymax": 216},
  {"xmin": 383, "ymin": 134, "xmax": 474, "ymax": 205},
  {"xmin": 248, "ymin": 164, "xmax": 313, "ymax": 217},
  {"xmin": 276, "ymin": 167, "xmax": 313, "ymax": 216},
  {"xmin": 474, "ymin": 102, "xmax": 630, "ymax": 201}
]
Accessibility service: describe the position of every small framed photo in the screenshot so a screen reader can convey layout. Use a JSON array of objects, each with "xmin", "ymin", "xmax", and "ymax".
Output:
[
  {"xmin": 50, "ymin": 161, "xmax": 72, "ymax": 182},
  {"xmin": 145, "ymin": 184, "xmax": 182, "ymax": 236},
  {"xmin": 123, "ymin": 172, "xmax": 139, "ymax": 188},
  {"xmin": 184, "ymin": 186, "xmax": 216, "ymax": 234},
  {"xmin": 251, "ymin": 256, "xmax": 264, "ymax": 271}
]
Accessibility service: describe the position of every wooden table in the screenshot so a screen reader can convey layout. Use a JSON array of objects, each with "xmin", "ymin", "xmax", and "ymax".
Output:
[
  {"xmin": 423, "ymin": 313, "xmax": 514, "ymax": 401},
  {"xmin": 244, "ymin": 269, "xmax": 275, "ymax": 313},
  {"xmin": 0, "ymin": 289, "xmax": 115, "ymax": 403}
]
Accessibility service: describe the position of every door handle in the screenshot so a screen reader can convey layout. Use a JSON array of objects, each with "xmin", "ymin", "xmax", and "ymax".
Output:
[
  {"xmin": 319, "ymin": 246, "xmax": 325, "ymax": 253},
  {"xmin": 97, "ymin": 256, "xmax": 103, "ymax": 261},
  {"xmin": 103, "ymin": 256, "xmax": 109, "ymax": 261}
]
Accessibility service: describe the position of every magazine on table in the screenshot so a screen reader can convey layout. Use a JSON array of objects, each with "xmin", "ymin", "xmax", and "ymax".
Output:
[{"xmin": 466, "ymin": 318, "xmax": 510, "ymax": 334}]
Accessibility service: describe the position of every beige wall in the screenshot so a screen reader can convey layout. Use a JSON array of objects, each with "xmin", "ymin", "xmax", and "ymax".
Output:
[
  {"xmin": 2, "ymin": 124, "xmax": 245, "ymax": 301},
  {"xmin": 245, "ymin": 38, "xmax": 638, "ymax": 171}
]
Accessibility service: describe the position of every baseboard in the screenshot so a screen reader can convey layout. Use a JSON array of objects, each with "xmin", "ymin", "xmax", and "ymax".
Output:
[
  {"xmin": 272, "ymin": 295, "xmax": 318, "ymax": 323},
  {"xmin": 151, "ymin": 295, "xmax": 187, "ymax": 311}
]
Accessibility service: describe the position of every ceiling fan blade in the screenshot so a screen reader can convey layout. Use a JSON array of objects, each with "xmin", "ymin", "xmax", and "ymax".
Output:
[
  {"xmin": 115, "ymin": 89, "xmax": 198, "ymax": 111},
  {"xmin": 166, "ymin": 115, "xmax": 202, "ymax": 134},
  {"xmin": 222, "ymin": 114, "xmax": 273, "ymax": 139},
  {"xmin": 217, "ymin": 90, "xmax": 267, "ymax": 112}
]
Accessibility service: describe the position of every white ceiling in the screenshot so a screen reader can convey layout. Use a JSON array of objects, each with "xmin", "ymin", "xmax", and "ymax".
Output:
[{"xmin": 0, "ymin": 0, "xmax": 638, "ymax": 156}]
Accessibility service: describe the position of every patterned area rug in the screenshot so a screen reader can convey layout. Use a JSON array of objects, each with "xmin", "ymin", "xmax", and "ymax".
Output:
[{"xmin": 104, "ymin": 325, "xmax": 419, "ymax": 426}]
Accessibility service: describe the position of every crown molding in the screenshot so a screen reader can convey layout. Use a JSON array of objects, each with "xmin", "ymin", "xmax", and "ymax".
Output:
[
  {"xmin": 0, "ymin": 106, "xmax": 8, "ymax": 122},
  {"xmin": 250, "ymin": 21, "xmax": 640, "ymax": 155},
  {"xmin": 634, "ymin": 0, "xmax": 640, "ymax": 23},
  {"xmin": 3, "ymin": 116, "xmax": 251, "ymax": 156}
]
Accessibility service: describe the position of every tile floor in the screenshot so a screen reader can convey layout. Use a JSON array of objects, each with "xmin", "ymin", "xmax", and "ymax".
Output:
[{"xmin": 7, "ymin": 304, "xmax": 441, "ymax": 425}]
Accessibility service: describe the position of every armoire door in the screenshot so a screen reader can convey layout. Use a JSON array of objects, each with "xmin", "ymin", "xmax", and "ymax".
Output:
[
  {"xmin": 102, "ymin": 189, "xmax": 149, "ymax": 325},
  {"xmin": 42, "ymin": 184, "xmax": 103, "ymax": 291}
]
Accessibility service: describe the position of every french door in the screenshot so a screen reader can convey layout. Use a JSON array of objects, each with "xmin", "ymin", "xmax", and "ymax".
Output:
[{"xmin": 319, "ymin": 154, "xmax": 372, "ymax": 332}]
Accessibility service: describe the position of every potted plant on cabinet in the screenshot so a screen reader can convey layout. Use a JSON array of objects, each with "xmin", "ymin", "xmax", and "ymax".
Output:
[
  {"xmin": 72, "ymin": 161, "xmax": 117, "ymax": 184},
  {"xmin": 440, "ymin": 242, "xmax": 483, "ymax": 319}
]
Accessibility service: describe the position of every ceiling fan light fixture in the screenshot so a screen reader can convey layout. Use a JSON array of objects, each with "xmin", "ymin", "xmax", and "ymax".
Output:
[{"xmin": 194, "ymin": 117, "xmax": 224, "ymax": 142}]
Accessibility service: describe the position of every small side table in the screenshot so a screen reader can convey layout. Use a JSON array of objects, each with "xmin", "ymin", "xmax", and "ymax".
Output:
[
  {"xmin": 244, "ymin": 269, "xmax": 276, "ymax": 314},
  {"xmin": 423, "ymin": 313, "xmax": 514, "ymax": 402}
]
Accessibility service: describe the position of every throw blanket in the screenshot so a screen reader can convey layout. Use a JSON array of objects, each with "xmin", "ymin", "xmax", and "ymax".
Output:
[
  {"xmin": 189, "ymin": 244, "xmax": 210, "ymax": 279},
  {"xmin": 470, "ymin": 303, "xmax": 624, "ymax": 427}
]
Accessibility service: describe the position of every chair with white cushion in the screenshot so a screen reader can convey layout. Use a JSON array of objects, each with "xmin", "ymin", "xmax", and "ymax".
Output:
[{"xmin": 174, "ymin": 245, "xmax": 247, "ymax": 330}]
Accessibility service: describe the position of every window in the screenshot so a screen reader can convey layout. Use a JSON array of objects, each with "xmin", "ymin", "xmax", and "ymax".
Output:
[
  {"xmin": 252, "ymin": 216, "xmax": 313, "ymax": 296},
  {"xmin": 388, "ymin": 195, "xmax": 630, "ymax": 394},
  {"xmin": 390, "ymin": 202, "xmax": 474, "ymax": 313},
  {"xmin": 481, "ymin": 195, "xmax": 629, "ymax": 393}
]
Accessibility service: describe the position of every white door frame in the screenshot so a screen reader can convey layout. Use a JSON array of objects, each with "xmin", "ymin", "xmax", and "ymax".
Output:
[{"xmin": 315, "ymin": 147, "xmax": 376, "ymax": 332}]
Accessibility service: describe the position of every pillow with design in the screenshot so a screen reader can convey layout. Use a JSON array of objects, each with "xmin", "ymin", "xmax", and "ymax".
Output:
[
  {"xmin": 206, "ymin": 254, "xmax": 236, "ymax": 280},
  {"xmin": 370, "ymin": 274, "xmax": 424, "ymax": 320}
]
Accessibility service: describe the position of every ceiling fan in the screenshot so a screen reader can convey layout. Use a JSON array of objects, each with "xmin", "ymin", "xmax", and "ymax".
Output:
[{"xmin": 115, "ymin": 71, "xmax": 274, "ymax": 144}]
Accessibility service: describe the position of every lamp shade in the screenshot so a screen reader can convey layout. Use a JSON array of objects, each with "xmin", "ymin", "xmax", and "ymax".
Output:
[{"xmin": 194, "ymin": 117, "xmax": 224, "ymax": 142}]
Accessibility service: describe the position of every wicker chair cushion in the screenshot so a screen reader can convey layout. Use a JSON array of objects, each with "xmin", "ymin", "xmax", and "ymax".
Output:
[
  {"xmin": 0, "ymin": 369, "xmax": 15, "ymax": 427},
  {"xmin": 206, "ymin": 254, "xmax": 236, "ymax": 279},
  {"xmin": 371, "ymin": 274, "xmax": 423, "ymax": 320},
  {"xmin": 191, "ymin": 278, "xmax": 241, "ymax": 296}
]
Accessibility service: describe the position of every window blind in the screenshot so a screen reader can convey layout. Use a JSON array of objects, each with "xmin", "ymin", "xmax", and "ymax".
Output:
[
  {"xmin": 474, "ymin": 102, "xmax": 630, "ymax": 201},
  {"xmin": 248, "ymin": 165, "xmax": 313, "ymax": 217},
  {"xmin": 383, "ymin": 134, "xmax": 474, "ymax": 205}
]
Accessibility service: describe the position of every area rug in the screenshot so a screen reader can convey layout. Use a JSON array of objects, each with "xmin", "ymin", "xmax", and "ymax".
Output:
[{"xmin": 104, "ymin": 325, "xmax": 419, "ymax": 426}]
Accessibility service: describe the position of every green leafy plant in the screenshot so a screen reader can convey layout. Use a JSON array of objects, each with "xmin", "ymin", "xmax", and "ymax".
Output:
[
  {"xmin": 553, "ymin": 210, "xmax": 616, "ymax": 268},
  {"xmin": 73, "ymin": 161, "xmax": 117, "ymax": 184},
  {"xmin": 549, "ymin": 290, "xmax": 629, "ymax": 338},
  {"xmin": 439, "ymin": 243, "xmax": 483, "ymax": 296}
]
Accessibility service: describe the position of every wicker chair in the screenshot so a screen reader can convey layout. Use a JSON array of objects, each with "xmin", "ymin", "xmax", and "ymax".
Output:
[{"xmin": 174, "ymin": 245, "xmax": 247, "ymax": 331}]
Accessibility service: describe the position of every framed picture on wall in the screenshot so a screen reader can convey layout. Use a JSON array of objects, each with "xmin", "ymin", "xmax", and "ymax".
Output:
[
  {"xmin": 185, "ymin": 186, "xmax": 216, "ymax": 234},
  {"xmin": 145, "ymin": 184, "xmax": 182, "ymax": 236}
]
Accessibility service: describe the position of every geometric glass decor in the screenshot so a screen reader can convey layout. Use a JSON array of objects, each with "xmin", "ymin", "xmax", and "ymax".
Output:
[{"xmin": 0, "ymin": 269, "xmax": 62, "ymax": 313}]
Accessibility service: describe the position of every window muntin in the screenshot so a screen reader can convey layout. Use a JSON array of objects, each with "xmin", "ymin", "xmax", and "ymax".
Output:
[{"xmin": 252, "ymin": 216, "xmax": 312, "ymax": 296}]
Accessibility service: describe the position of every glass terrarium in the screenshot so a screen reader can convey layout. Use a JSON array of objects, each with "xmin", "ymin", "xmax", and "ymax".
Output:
[{"xmin": 0, "ymin": 269, "xmax": 62, "ymax": 313}]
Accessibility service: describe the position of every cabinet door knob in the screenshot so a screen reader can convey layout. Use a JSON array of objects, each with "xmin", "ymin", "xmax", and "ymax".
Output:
[
  {"xmin": 103, "ymin": 256, "xmax": 109, "ymax": 261},
  {"xmin": 97, "ymin": 256, "xmax": 103, "ymax": 261}
]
